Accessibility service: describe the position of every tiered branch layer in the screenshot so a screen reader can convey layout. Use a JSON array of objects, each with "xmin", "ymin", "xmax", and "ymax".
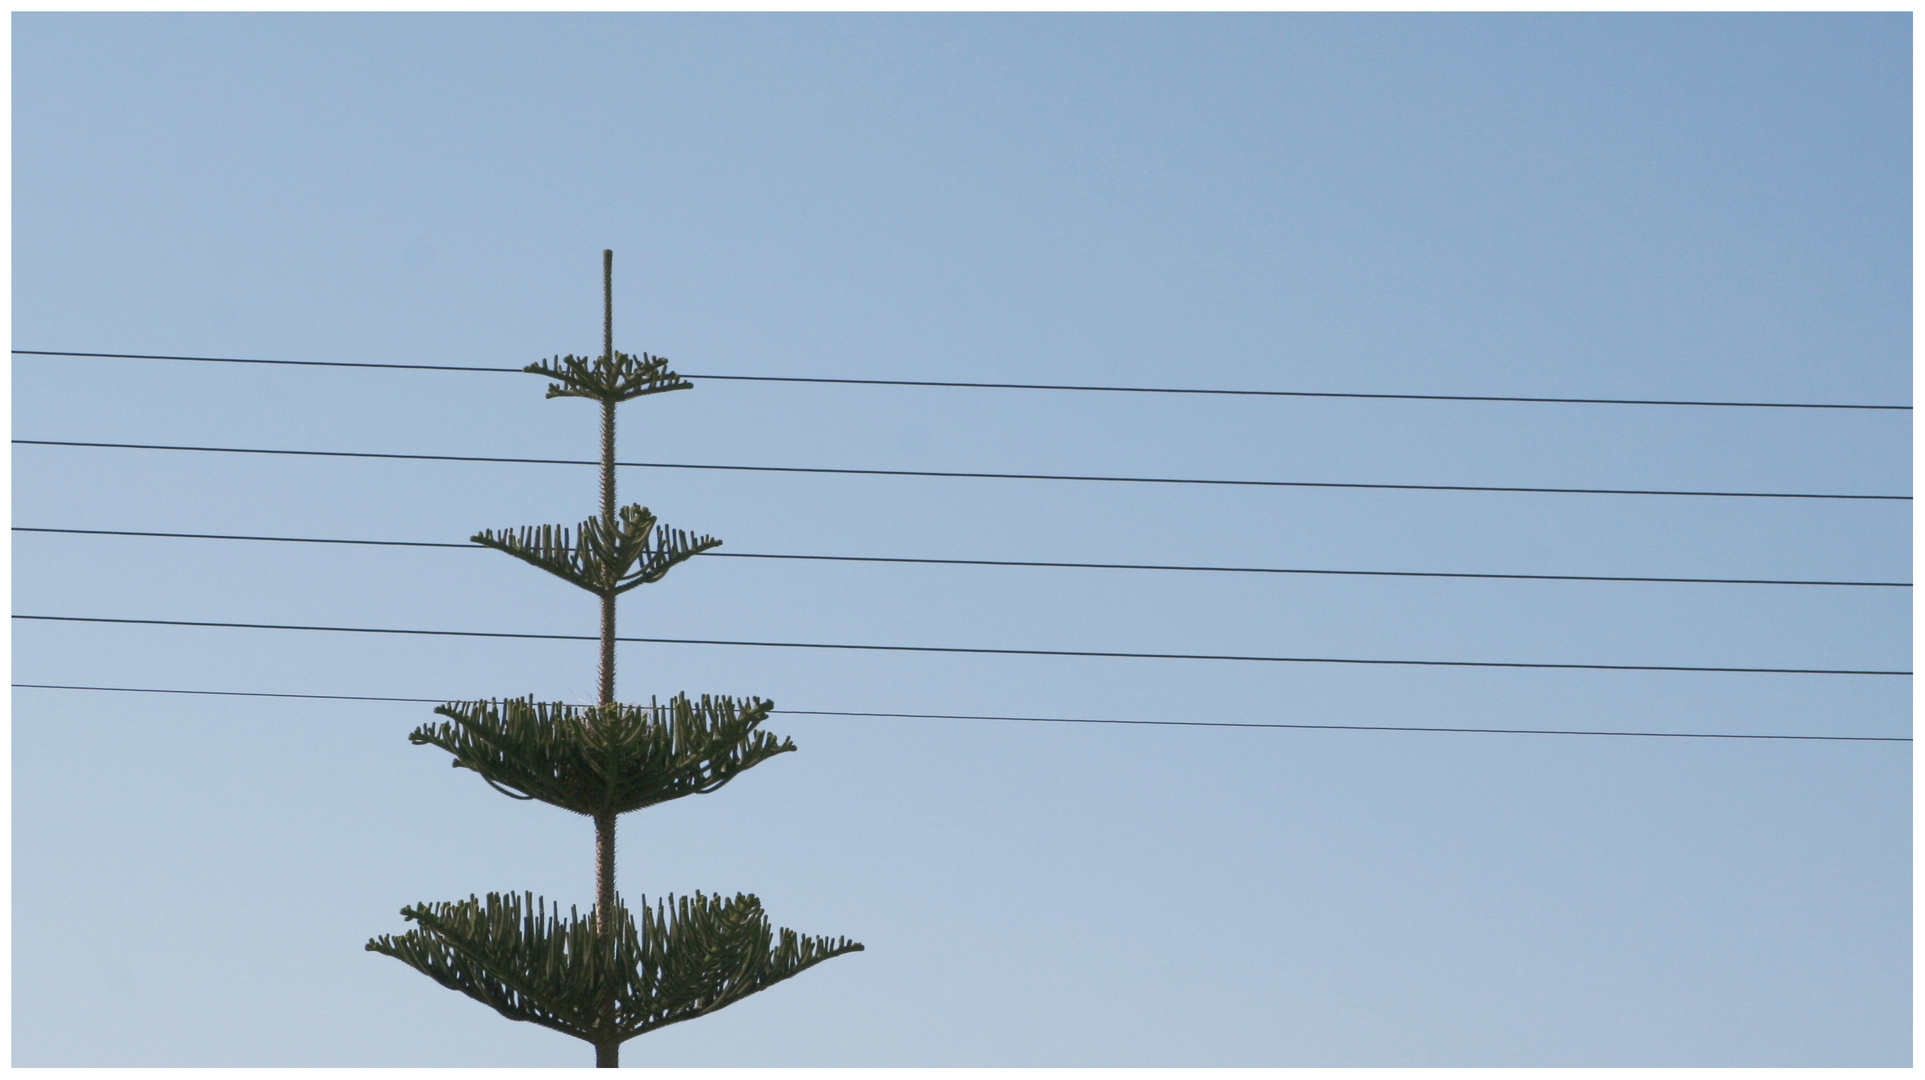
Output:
[
  {"xmin": 411, "ymin": 695, "xmax": 792, "ymax": 817},
  {"xmin": 367, "ymin": 891, "xmax": 864, "ymax": 1048},
  {"xmin": 525, "ymin": 350, "xmax": 691, "ymax": 404},
  {"xmin": 473, "ymin": 505, "xmax": 720, "ymax": 598}
]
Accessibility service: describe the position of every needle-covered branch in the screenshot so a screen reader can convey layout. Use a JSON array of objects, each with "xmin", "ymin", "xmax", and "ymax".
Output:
[
  {"xmin": 526, "ymin": 350, "xmax": 692, "ymax": 403},
  {"xmin": 366, "ymin": 891, "xmax": 863, "ymax": 1048},
  {"xmin": 473, "ymin": 505, "xmax": 720, "ymax": 597},
  {"xmin": 413, "ymin": 695, "xmax": 792, "ymax": 816}
]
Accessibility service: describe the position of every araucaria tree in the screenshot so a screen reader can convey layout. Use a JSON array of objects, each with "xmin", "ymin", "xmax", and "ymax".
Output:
[{"xmin": 369, "ymin": 251, "xmax": 862, "ymax": 1067}]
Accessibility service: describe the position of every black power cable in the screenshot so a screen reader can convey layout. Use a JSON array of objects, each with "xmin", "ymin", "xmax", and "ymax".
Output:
[
  {"xmin": 13, "ymin": 527, "xmax": 1911, "ymax": 589},
  {"xmin": 13, "ymin": 615, "xmax": 1911, "ymax": 676},
  {"xmin": 10, "ymin": 683, "xmax": 1908, "ymax": 743},
  {"xmin": 14, "ymin": 440, "xmax": 1910, "ymax": 502},
  {"xmin": 14, "ymin": 349, "xmax": 1911, "ymax": 411}
]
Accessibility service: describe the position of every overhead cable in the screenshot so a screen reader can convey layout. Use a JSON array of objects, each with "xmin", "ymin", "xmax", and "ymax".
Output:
[
  {"xmin": 10, "ymin": 683, "xmax": 1908, "ymax": 743},
  {"xmin": 13, "ymin": 526, "xmax": 1911, "ymax": 589},
  {"xmin": 14, "ymin": 614, "xmax": 1911, "ymax": 676},
  {"xmin": 14, "ymin": 440, "xmax": 1909, "ymax": 503},
  {"xmin": 14, "ymin": 349, "xmax": 1909, "ymax": 412}
]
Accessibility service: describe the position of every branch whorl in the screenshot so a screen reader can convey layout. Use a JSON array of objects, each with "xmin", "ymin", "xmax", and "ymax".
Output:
[
  {"xmin": 472, "ymin": 505, "xmax": 720, "ymax": 597},
  {"xmin": 525, "ymin": 350, "xmax": 691, "ymax": 403},
  {"xmin": 367, "ymin": 891, "xmax": 863, "ymax": 1046},
  {"xmin": 410, "ymin": 695, "xmax": 791, "ymax": 817}
]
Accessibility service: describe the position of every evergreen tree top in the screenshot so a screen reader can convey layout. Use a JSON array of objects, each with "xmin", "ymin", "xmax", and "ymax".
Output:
[{"xmin": 373, "ymin": 250, "xmax": 860, "ymax": 1068}]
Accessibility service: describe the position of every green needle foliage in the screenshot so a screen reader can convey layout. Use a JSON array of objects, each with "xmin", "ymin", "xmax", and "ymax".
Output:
[
  {"xmin": 367, "ymin": 891, "xmax": 862, "ymax": 1048},
  {"xmin": 526, "ymin": 350, "xmax": 692, "ymax": 403},
  {"xmin": 370, "ymin": 250, "xmax": 860, "ymax": 1066},
  {"xmin": 473, "ymin": 505, "xmax": 720, "ymax": 597},
  {"xmin": 410, "ymin": 696, "xmax": 793, "ymax": 816}
]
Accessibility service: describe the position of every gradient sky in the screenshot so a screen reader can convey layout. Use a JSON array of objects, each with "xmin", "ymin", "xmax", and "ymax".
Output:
[{"xmin": 11, "ymin": 13, "xmax": 1911, "ymax": 1067}]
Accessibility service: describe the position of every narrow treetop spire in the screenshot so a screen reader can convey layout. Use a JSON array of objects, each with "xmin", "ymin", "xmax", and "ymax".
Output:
[
  {"xmin": 603, "ymin": 249, "xmax": 614, "ymax": 368},
  {"xmin": 524, "ymin": 250, "xmax": 690, "ymax": 404}
]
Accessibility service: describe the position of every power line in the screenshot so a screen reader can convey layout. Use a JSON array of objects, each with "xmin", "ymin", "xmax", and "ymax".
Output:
[
  {"xmin": 14, "ymin": 349, "xmax": 1910, "ymax": 412},
  {"xmin": 15, "ymin": 349, "xmax": 518, "ymax": 373},
  {"xmin": 14, "ymin": 526, "xmax": 1911, "ymax": 589},
  {"xmin": 17, "ymin": 527, "xmax": 480, "ymax": 550},
  {"xmin": 11, "ymin": 683, "xmax": 1908, "ymax": 743},
  {"xmin": 16, "ymin": 683, "xmax": 446, "ymax": 704},
  {"xmin": 14, "ymin": 614, "xmax": 1911, "ymax": 676},
  {"xmin": 15, "ymin": 439, "xmax": 1910, "ymax": 503}
]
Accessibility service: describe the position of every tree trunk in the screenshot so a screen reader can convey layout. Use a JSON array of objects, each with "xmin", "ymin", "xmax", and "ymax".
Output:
[
  {"xmin": 595, "ymin": 812, "xmax": 618, "ymax": 933},
  {"xmin": 598, "ymin": 248, "xmax": 619, "ymax": 709},
  {"xmin": 595, "ymin": 810, "xmax": 618, "ymax": 1066},
  {"xmin": 594, "ymin": 247, "xmax": 621, "ymax": 1068},
  {"xmin": 599, "ymin": 591, "xmax": 616, "ymax": 707}
]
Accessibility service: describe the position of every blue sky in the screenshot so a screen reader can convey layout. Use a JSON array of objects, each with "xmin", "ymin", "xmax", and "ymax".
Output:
[{"xmin": 11, "ymin": 13, "xmax": 1911, "ymax": 1067}]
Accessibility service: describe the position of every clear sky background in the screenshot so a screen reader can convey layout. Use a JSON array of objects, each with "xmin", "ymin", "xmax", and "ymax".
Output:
[{"xmin": 11, "ymin": 13, "xmax": 1911, "ymax": 1068}]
